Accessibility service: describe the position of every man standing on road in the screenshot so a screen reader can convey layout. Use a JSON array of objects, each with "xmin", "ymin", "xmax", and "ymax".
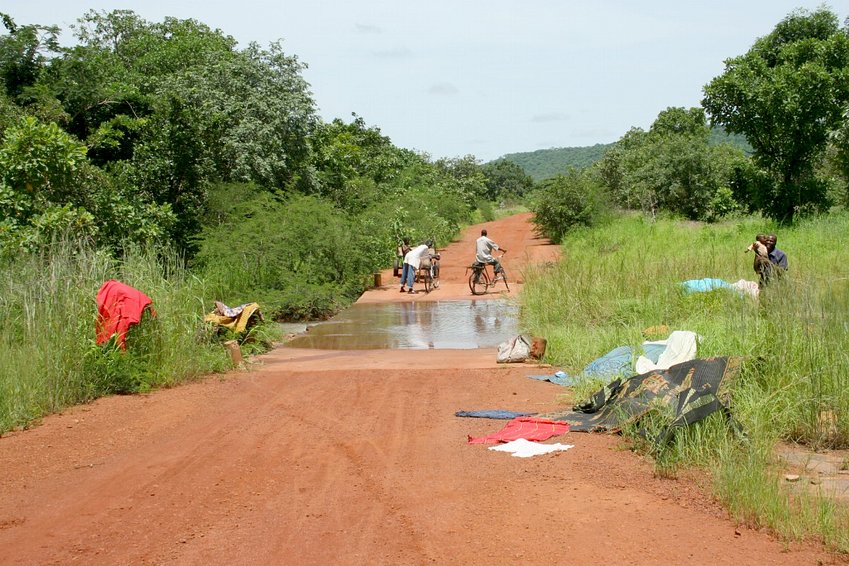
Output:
[
  {"xmin": 476, "ymin": 229, "xmax": 506, "ymax": 274},
  {"xmin": 400, "ymin": 242, "xmax": 429, "ymax": 294}
]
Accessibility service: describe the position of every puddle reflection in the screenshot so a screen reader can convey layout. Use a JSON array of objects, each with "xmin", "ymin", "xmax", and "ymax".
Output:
[{"xmin": 284, "ymin": 300, "xmax": 518, "ymax": 350}]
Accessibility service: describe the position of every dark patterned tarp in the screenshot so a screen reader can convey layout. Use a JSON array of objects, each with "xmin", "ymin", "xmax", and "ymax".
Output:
[{"xmin": 538, "ymin": 357, "xmax": 742, "ymax": 441}]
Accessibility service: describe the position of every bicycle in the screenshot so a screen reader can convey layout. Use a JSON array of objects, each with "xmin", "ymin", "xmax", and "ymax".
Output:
[
  {"xmin": 417, "ymin": 261, "xmax": 440, "ymax": 293},
  {"xmin": 467, "ymin": 254, "xmax": 509, "ymax": 295}
]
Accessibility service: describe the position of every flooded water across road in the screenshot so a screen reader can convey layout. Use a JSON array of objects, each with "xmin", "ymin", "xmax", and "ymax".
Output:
[{"xmin": 284, "ymin": 300, "xmax": 518, "ymax": 350}]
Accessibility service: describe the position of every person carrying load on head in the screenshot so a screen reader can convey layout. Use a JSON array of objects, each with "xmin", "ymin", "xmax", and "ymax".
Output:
[{"xmin": 475, "ymin": 229, "xmax": 506, "ymax": 274}]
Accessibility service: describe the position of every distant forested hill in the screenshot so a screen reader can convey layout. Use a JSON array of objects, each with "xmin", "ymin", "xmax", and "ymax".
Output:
[
  {"xmin": 495, "ymin": 144, "xmax": 612, "ymax": 181},
  {"xmin": 494, "ymin": 127, "xmax": 751, "ymax": 181}
]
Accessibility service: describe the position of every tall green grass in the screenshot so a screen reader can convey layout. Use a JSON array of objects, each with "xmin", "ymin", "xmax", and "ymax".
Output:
[
  {"xmin": 0, "ymin": 240, "xmax": 238, "ymax": 433},
  {"xmin": 521, "ymin": 211, "xmax": 849, "ymax": 551}
]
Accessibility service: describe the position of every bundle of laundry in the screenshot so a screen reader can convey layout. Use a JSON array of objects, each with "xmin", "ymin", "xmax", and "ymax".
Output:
[
  {"xmin": 204, "ymin": 301, "xmax": 263, "ymax": 334},
  {"xmin": 496, "ymin": 334, "xmax": 532, "ymax": 363},
  {"xmin": 528, "ymin": 330, "xmax": 700, "ymax": 387},
  {"xmin": 681, "ymin": 278, "xmax": 759, "ymax": 299}
]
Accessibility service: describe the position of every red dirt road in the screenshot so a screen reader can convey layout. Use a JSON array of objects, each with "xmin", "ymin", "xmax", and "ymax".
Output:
[
  {"xmin": 357, "ymin": 211, "xmax": 559, "ymax": 304},
  {"xmin": 0, "ymin": 213, "xmax": 842, "ymax": 565}
]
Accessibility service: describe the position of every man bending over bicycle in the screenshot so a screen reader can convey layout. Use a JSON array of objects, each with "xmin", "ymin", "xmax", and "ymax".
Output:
[{"xmin": 475, "ymin": 229, "xmax": 506, "ymax": 274}]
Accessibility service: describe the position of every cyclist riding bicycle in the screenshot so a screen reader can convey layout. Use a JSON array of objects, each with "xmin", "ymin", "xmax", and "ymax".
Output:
[{"xmin": 475, "ymin": 229, "xmax": 506, "ymax": 274}]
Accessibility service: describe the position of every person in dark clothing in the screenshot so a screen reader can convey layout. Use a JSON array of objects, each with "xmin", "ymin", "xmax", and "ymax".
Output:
[
  {"xmin": 394, "ymin": 237, "xmax": 411, "ymax": 278},
  {"xmin": 762, "ymin": 233, "xmax": 788, "ymax": 286}
]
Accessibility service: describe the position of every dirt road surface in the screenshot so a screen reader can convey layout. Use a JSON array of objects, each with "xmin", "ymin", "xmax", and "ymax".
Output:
[
  {"xmin": 357, "ymin": 211, "xmax": 559, "ymax": 304},
  {"xmin": 0, "ymin": 213, "xmax": 842, "ymax": 565}
]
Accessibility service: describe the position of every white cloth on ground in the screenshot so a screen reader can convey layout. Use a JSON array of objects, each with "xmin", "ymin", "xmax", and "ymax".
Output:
[
  {"xmin": 730, "ymin": 279, "xmax": 760, "ymax": 299},
  {"xmin": 635, "ymin": 330, "xmax": 700, "ymax": 374},
  {"xmin": 487, "ymin": 438, "xmax": 575, "ymax": 458}
]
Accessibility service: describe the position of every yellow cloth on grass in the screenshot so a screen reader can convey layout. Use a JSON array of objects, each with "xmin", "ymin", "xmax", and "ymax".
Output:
[{"xmin": 204, "ymin": 302, "xmax": 261, "ymax": 333}]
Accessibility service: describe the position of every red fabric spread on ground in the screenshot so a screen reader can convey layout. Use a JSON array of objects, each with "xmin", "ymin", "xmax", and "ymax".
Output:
[
  {"xmin": 95, "ymin": 280, "xmax": 155, "ymax": 349},
  {"xmin": 467, "ymin": 417, "xmax": 570, "ymax": 445}
]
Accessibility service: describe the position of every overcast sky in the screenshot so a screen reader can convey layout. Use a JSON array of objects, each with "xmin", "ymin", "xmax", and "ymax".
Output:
[{"xmin": 6, "ymin": 1, "xmax": 844, "ymax": 162}]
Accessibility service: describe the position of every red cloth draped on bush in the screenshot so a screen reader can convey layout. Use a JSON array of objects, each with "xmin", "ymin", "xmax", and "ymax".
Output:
[
  {"xmin": 467, "ymin": 417, "xmax": 570, "ymax": 444},
  {"xmin": 95, "ymin": 280, "xmax": 155, "ymax": 349}
]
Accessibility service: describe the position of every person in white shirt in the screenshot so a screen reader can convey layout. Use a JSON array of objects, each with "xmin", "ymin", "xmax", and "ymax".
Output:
[
  {"xmin": 400, "ymin": 242, "xmax": 429, "ymax": 293},
  {"xmin": 475, "ymin": 229, "xmax": 506, "ymax": 274}
]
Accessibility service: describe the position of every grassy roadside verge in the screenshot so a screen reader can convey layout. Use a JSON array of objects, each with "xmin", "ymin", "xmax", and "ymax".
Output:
[
  {"xmin": 0, "ymin": 195, "xmax": 492, "ymax": 433},
  {"xmin": 520, "ymin": 211, "xmax": 849, "ymax": 551},
  {"xmin": 0, "ymin": 242, "xmax": 277, "ymax": 434}
]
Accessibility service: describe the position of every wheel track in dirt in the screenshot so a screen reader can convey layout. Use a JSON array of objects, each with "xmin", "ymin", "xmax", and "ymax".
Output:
[{"xmin": 277, "ymin": 381, "xmax": 435, "ymax": 563}]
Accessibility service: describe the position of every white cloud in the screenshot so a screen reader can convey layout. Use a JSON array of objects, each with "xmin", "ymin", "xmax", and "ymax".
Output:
[
  {"xmin": 427, "ymin": 83, "xmax": 458, "ymax": 96},
  {"xmin": 355, "ymin": 23, "xmax": 382, "ymax": 34}
]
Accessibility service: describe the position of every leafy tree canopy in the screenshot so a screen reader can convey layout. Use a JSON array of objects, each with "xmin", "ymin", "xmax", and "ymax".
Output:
[
  {"xmin": 596, "ymin": 107, "xmax": 749, "ymax": 221},
  {"xmin": 530, "ymin": 168, "xmax": 609, "ymax": 243},
  {"xmin": 310, "ymin": 114, "xmax": 419, "ymax": 211},
  {"xmin": 0, "ymin": 115, "xmax": 173, "ymax": 253},
  {"xmin": 480, "ymin": 159, "xmax": 534, "ymax": 201},
  {"xmin": 21, "ymin": 9, "xmax": 320, "ymax": 251},
  {"xmin": 0, "ymin": 13, "xmax": 59, "ymax": 98},
  {"xmin": 702, "ymin": 7, "xmax": 849, "ymax": 222}
]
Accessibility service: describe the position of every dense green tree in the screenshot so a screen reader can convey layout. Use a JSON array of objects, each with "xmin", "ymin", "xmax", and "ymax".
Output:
[
  {"xmin": 70, "ymin": 10, "xmax": 237, "ymax": 81},
  {"xmin": 629, "ymin": 133, "xmax": 746, "ymax": 221},
  {"xmin": 0, "ymin": 115, "xmax": 172, "ymax": 253},
  {"xmin": 597, "ymin": 108, "xmax": 748, "ymax": 221},
  {"xmin": 481, "ymin": 159, "xmax": 534, "ymax": 201},
  {"xmin": 201, "ymin": 41, "xmax": 316, "ymax": 192},
  {"xmin": 596, "ymin": 127, "xmax": 650, "ymax": 210},
  {"xmin": 702, "ymin": 7, "xmax": 849, "ymax": 222},
  {"xmin": 112, "ymin": 93, "xmax": 212, "ymax": 251},
  {"xmin": 0, "ymin": 90, "xmax": 23, "ymax": 133},
  {"xmin": 0, "ymin": 116, "xmax": 87, "ymax": 223},
  {"xmin": 142, "ymin": 39, "xmax": 317, "ymax": 193},
  {"xmin": 432, "ymin": 155, "xmax": 487, "ymax": 206},
  {"xmin": 649, "ymin": 106, "xmax": 709, "ymax": 138},
  {"xmin": 825, "ymin": 106, "xmax": 849, "ymax": 204},
  {"xmin": 42, "ymin": 43, "xmax": 147, "ymax": 151},
  {"xmin": 310, "ymin": 115, "xmax": 418, "ymax": 210},
  {"xmin": 0, "ymin": 14, "xmax": 59, "ymax": 98},
  {"xmin": 530, "ymin": 168, "xmax": 609, "ymax": 243},
  {"xmin": 0, "ymin": 9, "xmax": 480, "ymax": 318},
  {"xmin": 28, "ymin": 10, "xmax": 319, "ymax": 250}
]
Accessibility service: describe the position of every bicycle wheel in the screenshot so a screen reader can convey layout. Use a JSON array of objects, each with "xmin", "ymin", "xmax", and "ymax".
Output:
[
  {"xmin": 423, "ymin": 268, "xmax": 432, "ymax": 293},
  {"xmin": 469, "ymin": 268, "xmax": 489, "ymax": 295},
  {"xmin": 500, "ymin": 269, "xmax": 510, "ymax": 291},
  {"xmin": 431, "ymin": 265, "xmax": 440, "ymax": 289}
]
